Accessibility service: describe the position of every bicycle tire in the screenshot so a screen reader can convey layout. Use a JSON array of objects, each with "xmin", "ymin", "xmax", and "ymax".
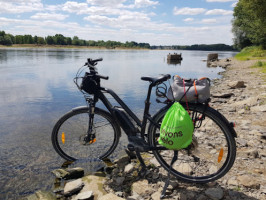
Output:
[
  {"xmin": 148, "ymin": 103, "xmax": 236, "ymax": 183},
  {"xmin": 52, "ymin": 106, "xmax": 121, "ymax": 161}
]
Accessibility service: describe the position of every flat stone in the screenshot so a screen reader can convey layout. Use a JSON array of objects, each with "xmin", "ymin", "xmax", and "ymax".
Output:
[
  {"xmin": 73, "ymin": 191, "xmax": 93, "ymax": 200},
  {"xmin": 227, "ymin": 178, "xmax": 238, "ymax": 186},
  {"xmin": 98, "ymin": 193, "xmax": 125, "ymax": 200},
  {"xmin": 212, "ymin": 93, "xmax": 234, "ymax": 98},
  {"xmin": 124, "ymin": 163, "xmax": 134, "ymax": 173},
  {"xmin": 81, "ymin": 175, "xmax": 107, "ymax": 199},
  {"xmin": 64, "ymin": 179, "xmax": 84, "ymax": 196},
  {"xmin": 174, "ymin": 163, "xmax": 192, "ymax": 175},
  {"xmin": 251, "ymin": 104, "xmax": 266, "ymax": 112},
  {"xmin": 205, "ymin": 187, "xmax": 224, "ymax": 200},
  {"xmin": 52, "ymin": 167, "xmax": 84, "ymax": 180},
  {"xmin": 131, "ymin": 180, "xmax": 153, "ymax": 196},
  {"xmin": 114, "ymin": 177, "xmax": 125, "ymax": 185},
  {"xmin": 237, "ymin": 175, "xmax": 260, "ymax": 189},
  {"xmin": 227, "ymin": 81, "xmax": 245, "ymax": 89}
]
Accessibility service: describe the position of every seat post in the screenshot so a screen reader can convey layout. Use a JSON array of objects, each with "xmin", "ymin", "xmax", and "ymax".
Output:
[{"xmin": 140, "ymin": 84, "xmax": 154, "ymax": 136}]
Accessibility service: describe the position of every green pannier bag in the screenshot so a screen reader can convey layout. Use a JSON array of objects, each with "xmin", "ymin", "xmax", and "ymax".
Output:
[{"xmin": 158, "ymin": 102, "xmax": 194, "ymax": 150}]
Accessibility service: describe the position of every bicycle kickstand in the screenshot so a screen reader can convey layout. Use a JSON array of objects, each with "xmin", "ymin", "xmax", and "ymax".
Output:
[
  {"xmin": 161, "ymin": 151, "xmax": 178, "ymax": 199},
  {"xmin": 135, "ymin": 150, "xmax": 148, "ymax": 177}
]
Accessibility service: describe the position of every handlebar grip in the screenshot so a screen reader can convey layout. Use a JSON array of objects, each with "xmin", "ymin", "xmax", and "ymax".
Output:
[
  {"xmin": 97, "ymin": 74, "xmax": 109, "ymax": 80},
  {"xmin": 91, "ymin": 58, "xmax": 103, "ymax": 63}
]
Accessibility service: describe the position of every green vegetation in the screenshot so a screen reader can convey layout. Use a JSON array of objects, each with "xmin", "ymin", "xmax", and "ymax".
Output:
[
  {"xmin": 235, "ymin": 46, "xmax": 266, "ymax": 60},
  {"xmin": 0, "ymin": 30, "xmax": 235, "ymax": 51},
  {"xmin": 232, "ymin": 0, "xmax": 266, "ymax": 49},
  {"xmin": 151, "ymin": 44, "xmax": 235, "ymax": 51},
  {"xmin": 0, "ymin": 31, "xmax": 150, "ymax": 49},
  {"xmin": 252, "ymin": 61, "xmax": 266, "ymax": 74}
]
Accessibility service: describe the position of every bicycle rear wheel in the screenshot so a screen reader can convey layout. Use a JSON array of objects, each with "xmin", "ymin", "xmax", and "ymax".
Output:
[
  {"xmin": 52, "ymin": 107, "xmax": 120, "ymax": 161},
  {"xmin": 148, "ymin": 103, "xmax": 236, "ymax": 183}
]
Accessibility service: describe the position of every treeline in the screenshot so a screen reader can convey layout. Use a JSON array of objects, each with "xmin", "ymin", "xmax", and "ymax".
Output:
[
  {"xmin": 0, "ymin": 31, "xmax": 150, "ymax": 49},
  {"xmin": 0, "ymin": 30, "xmax": 236, "ymax": 51},
  {"xmin": 151, "ymin": 44, "xmax": 235, "ymax": 51},
  {"xmin": 232, "ymin": 0, "xmax": 266, "ymax": 49}
]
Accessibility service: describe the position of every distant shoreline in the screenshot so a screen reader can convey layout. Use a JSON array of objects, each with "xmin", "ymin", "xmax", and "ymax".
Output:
[
  {"xmin": 0, "ymin": 44, "xmax": 237, "ymax": 52},
  {"xmin": 0, "ymin": 44, "xmax": 149, "ymax": 50}
]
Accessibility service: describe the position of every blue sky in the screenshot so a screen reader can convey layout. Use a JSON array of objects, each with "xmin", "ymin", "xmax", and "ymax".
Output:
[{"xmin": 0, "ymin": 0, "xmax": 238, "ymax": 45}]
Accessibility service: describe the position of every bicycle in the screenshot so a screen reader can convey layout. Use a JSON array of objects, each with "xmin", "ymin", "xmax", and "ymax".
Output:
[{"xmin": 51, "ymin": 58, "xmax": 236, "ymax": 194}]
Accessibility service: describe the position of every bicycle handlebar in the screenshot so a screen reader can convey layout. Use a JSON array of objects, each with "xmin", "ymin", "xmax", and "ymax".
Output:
[{"xmin": 85, "ymin": 58, "xmax": 103, "ymax": 66}]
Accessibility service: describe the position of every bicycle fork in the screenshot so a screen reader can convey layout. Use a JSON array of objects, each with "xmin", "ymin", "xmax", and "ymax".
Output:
[{"xmin": 85, "ymin": 100, "xmax": 96, "ymax": 144}]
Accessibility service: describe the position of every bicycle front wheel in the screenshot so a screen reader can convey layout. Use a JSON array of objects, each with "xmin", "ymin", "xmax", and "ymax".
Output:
[
  {"xmin": 52, "ymin": 107, "xmax": 121, "ymax": 161},
  {"xmin": 148, "ymin": 103, "xmax": 236, "ymax": 183}
]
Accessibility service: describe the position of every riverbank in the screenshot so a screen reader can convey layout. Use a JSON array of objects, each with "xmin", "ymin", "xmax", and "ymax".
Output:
[
  {"xmin": 24, "ymin": 57, "xmax": 266, "ymax": 200},
  {"xmin": 0, "ymin": 44, "xmax": 149, "ymax": 50}
]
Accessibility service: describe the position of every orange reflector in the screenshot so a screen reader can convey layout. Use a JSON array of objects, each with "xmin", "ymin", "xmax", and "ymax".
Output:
[
  {"xmin": 61, "ymin": 132, "xmax": 65, "ymax": 144},
  {"xmin": 218, "ymin": 148, "xmax": 224, "ymax": 163},
  {"xmin": 89, "ymin": 138, "xmax": 96, "ymax": 144}
]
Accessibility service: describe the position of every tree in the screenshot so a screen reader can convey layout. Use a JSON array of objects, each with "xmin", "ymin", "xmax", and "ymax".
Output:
[{"xmin": 232, "ymin": 0, "xmax": 266, "ymax": 49}]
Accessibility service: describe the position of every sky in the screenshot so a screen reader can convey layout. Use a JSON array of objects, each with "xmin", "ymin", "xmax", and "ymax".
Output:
[{"xmin": 0, "ymin": 0, "xmax": 239, "ymax": 45}]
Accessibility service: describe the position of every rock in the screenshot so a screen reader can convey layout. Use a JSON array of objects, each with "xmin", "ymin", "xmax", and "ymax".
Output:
[
  {"xmin": 251, "ymin": 104, "xmax": 266, "ymax": 112},
  {"xmin": 98, "ymin": 193, "xmax": 125, "ymax": 200},
  {"xmin": 24, "ymin": 190, "xmax": 56, "ymax": 200},
  {"xmin": 64, "ymin": 179, "xmax": 84, "ymax": 196},
  {"xmin": 207, "ymin": 53, "xmax": 218, "ymax": 62},
  {"xmin": 81, "ymin": 175, "xmax": 106, "ymax": 199},
  {"xmin": 212, "ymin": 93, "xmax": 234, "ymax": 98},
  {"xmin": 73, "ymin": 191, "xmax": 93, "ymax": 200},
  {"xmin": 205, "ymin": 187, "xmax": 224, "ymax": 200},
  {"xmin": 227, "ymin": 81, "xmax": 245, "ymax": 89},
  {"xmin": 236, "ymin": 138, "xmax": 247, "ymax": 147},
  {"xmin": 174, "ymin": 163, "xmax": 192, "ymax": 175},
  {"xmin": 126, "ymin": 194, "xmax": 140, "ymax": 200},
  {"xmin": 52, "ymin": 167, "xmax": 84, "ymax": 180},
  {"xmin": 209, "ymin": 165, "xmax": 218, "ymax": 174},
  {"xmin": 114, "ymin": 177, "xmax": 125, "ymax": 185},
  {"xmin": 131, "ymin": 180, "xmax": 153, "ymax": 196},
  {"xmin": 124, "ymin": 163, "xmax": 134, "ymax": 173},
  {"xmin": 197, "ymin": 194, "xmax": 208, "ymax": 200},
  {"xmin": 114, "ymin": 155, "xmax": 130, "ymax": 169},
  {"xmin": 151, "ymin": 191, "xmax": 161, "ymax": 200},
  {"xmin": 149, "ymin": 157, "xmax": 161, "ymax": 167},
  {"xmin": 231, "ymin": 97, "xmax": 258, "ymax": 107},
  {"xmin": 227, "ymin": 178, "xmax": 238, "ymax": 186},
  {"xmin": 246, "ymin": 149, "xmax": 259, "ymax": 158},
  {"xmin": 237, "ymin": 175, "xmax": 260, "ymax": 189}
]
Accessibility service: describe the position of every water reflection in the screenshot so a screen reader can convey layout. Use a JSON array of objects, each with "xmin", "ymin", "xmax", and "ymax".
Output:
[{"xmin": 0, "ymin": 48, "xmax": 237, "ymax": 199}]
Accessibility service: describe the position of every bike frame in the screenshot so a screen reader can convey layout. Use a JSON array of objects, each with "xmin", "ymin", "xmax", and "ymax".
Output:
[{"xmin": 91, "ymin": 83, "xmax": 166, "ymax": 138}]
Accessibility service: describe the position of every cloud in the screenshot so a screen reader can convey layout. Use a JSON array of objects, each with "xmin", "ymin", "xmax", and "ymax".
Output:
[
  {"xmin": 173, "ymin": 7, "xmax": 206, "ymax": 15},
  {"xmin": 205, "ymin": 9, "xmax": 233, "ymax": 15},
  {"xmin": 87, "ymin": 0, "xmax": 126, "ymax": 6},
  {"xmin": 183, "ymin": 18, "xmax": 194, "ymax": 22},
  {"xmin": 201, "ymin": 18, "xmax": 217, "ymax": 24},
  {"xmin": 62, "ymin": 1, "xmax": 89, "ymax": 14},
  {"xmin": 206, "ymin": 0, "xmax": 237, "ymax": 2},
  {"xmin": 31, "ymin": 13, "xmax": 69, "ymax": 21},
  {"xmin": 0, "ymin": 0, "xmax": 43, "ymax": 14},
  {"xmin": 134, "ymin": 0, "xmax": 159, "ymax": 8}
]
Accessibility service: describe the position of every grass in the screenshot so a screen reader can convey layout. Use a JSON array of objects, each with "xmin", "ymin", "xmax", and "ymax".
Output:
[
  {"xmin": 235, "ymin": 46, "xmax": 266, "ymax": 61},
  {"xmin": 251, "ymin": 60, "xmax": 266, "ymax": 74}
]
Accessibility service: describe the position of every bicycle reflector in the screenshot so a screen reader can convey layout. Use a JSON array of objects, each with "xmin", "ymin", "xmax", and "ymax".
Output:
[
  {"xmin": 218, "ymin": 148, "xmax": 224, "ymax": 163},
  {"xmin": 61, "ymin": 132, "xmax": 65, "ymax": 144}
]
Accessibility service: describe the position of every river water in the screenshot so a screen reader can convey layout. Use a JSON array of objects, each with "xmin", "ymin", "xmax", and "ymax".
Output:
[{"xmin": 0, "ymin": 48, "xmax": 237, "ymax": 199}]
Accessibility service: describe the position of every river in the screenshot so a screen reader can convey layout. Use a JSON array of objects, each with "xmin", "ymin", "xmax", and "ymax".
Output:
[{"xmin": 0, "ymin": 48, "xmax": 237, "ymax": 199}]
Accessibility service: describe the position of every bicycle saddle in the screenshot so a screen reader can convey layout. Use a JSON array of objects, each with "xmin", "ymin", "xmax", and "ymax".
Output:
[{"xmin": 141, "ymin": 74, "xmax": 171, "ymax": 86}]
